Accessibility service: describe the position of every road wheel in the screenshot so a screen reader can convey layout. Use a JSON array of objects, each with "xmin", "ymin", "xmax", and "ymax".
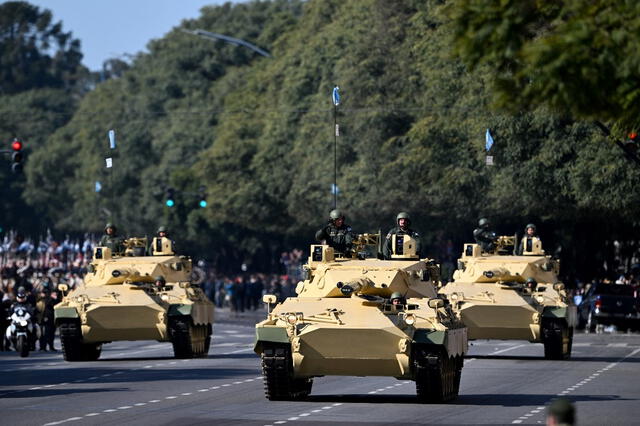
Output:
[
  {"xmin": 169, "ymin": 318, "xmax": 208, "ymax": 358},
  {"xmin": 59, "ymin": 321, "xmax": 85, "ymax": 361},
  {"xmin": 17, "ymin": 335, "xmax": 29, "ymax": 358},
  {"xmin": 543, "ymin": 320, "xmax": 571, "ymax": 360},
  {"xmin": 414, "ymin": 345, "xmax": 458, "ymax": 403},
  {"xmin": 261, "ymin": 344, "xmax": 311, "ymax": 401}
]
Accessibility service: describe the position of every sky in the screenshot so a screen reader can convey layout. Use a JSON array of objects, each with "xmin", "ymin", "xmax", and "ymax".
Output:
[{"xmin": 24, "ymin": 0, "xmax": 230, "ymax": 70}]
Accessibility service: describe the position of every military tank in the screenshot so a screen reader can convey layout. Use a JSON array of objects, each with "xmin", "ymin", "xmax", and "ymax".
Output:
[
  {"xmin": 54, "ymin": 237, "xmax": 214, "ymax": 361},
  {"xmin": 254, "ymin": 233, "xmax": 467, "ymax": 402},
  {"xmin": 439, "ymin": 235, "xmax": 576, "ymax": 360}
]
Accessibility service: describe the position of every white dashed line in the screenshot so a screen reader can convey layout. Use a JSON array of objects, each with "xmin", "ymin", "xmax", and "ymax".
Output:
[{"xmin": 511, "ymin": 348, "xmax": 640, "ymax": 424}]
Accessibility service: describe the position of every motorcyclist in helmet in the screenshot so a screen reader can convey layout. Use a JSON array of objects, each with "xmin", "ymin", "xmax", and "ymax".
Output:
[{"xmin": 315, "ymin": 209, "xmax": 355, "ymax": 256}]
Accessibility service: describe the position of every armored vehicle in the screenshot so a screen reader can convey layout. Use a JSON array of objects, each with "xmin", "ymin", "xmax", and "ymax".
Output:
[
  {"xmin": 54, "ymin": 237, "xmax": 214, "ymax": 361},
  {"xmin": 439, "ymin": 236, "xmax": 576, "ymax": 360},
  {"xmin": 254, "ymin": 234, "xmax": 467, "ymax": 402}
]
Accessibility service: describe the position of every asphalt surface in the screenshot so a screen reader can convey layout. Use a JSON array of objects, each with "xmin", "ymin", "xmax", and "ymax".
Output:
[{"xmin": 1, "ymin": 311, "xmax": 639, "ymax": 426}]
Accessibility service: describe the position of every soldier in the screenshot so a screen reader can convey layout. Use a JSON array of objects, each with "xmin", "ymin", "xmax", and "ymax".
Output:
[
  {"xmin": 389, "ymin": 291, "xmax": 406, "ymax": 306},
  {"xmin": 150, "ymin": 226, "xmax": 176, "ymax": 254},
  {"xmin": 383, "ymin": 212, "xmax": 422, "ymax": 259},
  {"xmin": 154, "ymin": 276, "xmax": 166, "ymax": 289},
  {"xmin": 519, "ymin": 223, "xmax": 542, "ymax": 254},
  {"xmin": 99, "ymin": 223, "xmax": 124, "ymax": 254},
  {"xmin": 315, "ymin": 209, "xmax": 355, "ymax": 256},
  {"xmin": 36, "ymin": 286, "xmax": 57, "ymax": 351},
  {"xmin": 473, "ymin": 218, "xmax": 497, "ymax": 252}
]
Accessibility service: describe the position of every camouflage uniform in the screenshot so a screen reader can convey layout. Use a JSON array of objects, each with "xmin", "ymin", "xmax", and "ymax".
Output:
[
  {"xmin": 315, "ymin": 210, "xmax": 355, "ymax": 255},
  {"xmin": 99, "ymin": 223, "xmax": 124, "ymax": 254},
  {"xmin": 383, "ymin": 212, "xmax": 422, "ymax": 259}
]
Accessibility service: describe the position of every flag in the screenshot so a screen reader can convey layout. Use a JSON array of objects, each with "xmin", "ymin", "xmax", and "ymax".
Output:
[
  {"xmin": 95, "ymin": 181, "xmax": 102, "ymax": 192},
  {"xmin": 108, "ymin": 129, "xmax": 116, "ymax": 149},
  {"xmin": 105, "ymin": 158, "xmax": 113, "ymax": 168},
  {"xmin": 485, "ymin": 129, "xmax": 494, "ymax": 152},
  {"xmin": 332, "ymin": 86, "xmax": 340, "ymax": 106}
]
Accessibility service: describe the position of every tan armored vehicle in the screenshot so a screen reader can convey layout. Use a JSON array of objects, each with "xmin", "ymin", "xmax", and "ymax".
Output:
[
  {"xmin": 254, "ymin": 234, "xmax": 468, "ymax": 402},
  {"xmin": 439, "ymin": 235, "xmax": 576, "ymax": 360},
  {"xmin": 54, "ymin": 237, "xmax": 214, "ymax": 361}
]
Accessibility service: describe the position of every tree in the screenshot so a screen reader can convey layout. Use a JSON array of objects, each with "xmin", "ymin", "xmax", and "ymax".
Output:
[
  {"xmin": 0, "ymin": 1, "xmax": 86, "ymax": 95},
  {"xmin": 447, "ymin": 0, "xmax": 640, "ymax": 132}
]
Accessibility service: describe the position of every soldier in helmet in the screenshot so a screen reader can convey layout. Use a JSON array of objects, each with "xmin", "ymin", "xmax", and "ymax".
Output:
[
  {"xmin": 518, "ymin": 223, "xmax": 542, "ymax": 254},
  {"xmin": 150, "ymin": 226, "xmax": 176, "ymax": 254},
  {"xmin": 315, "ymin": 209, "xmax": 355, "ymax": 256},
  {"xmin": 525, "ymin": 277, "xmax": 538, "ymax": 292},
  {"xmin": 389, "ymin": 291, "xmax": 406, "ymax": 306},
  {"xmin": 383, "ymin": 212, "xmax": 422, "ymax": 259},
  {"xmin": 99, "ymin": 223, "xmax": 125, "ymax": 255},
  {"xmin": 473, "ymin": 218, "xmax": 497, "ymax": 252},
  {"xmin": 154, "ymin": 276, "xmax": 166, "ymax": 289}
]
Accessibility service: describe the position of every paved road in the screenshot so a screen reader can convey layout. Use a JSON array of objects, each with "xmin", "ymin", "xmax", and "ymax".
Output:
[{"xmin": 1, "ymin": 324, "xmax": 638, "ymax": 426}]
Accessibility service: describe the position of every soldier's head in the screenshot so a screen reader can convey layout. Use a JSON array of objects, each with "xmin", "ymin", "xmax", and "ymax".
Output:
[
  {"xmin": 105, "ymin": 223, "xmax": 116, "ymax": 235},
  {"xmin": 478, "ymin": 218, "xmax": 490, "ymax": 229},
  {"xmin": 154, "ymin": 275, "xmax": 166, "ymax": 288},
  {"xmin": 546, "ymin": 397, "xmax": 575, "ymax": 426},
  {"xmin": 390, "ymin": 291, "xmax": 406, "ymax": 306},
  {"xmin": 525, "ymin": 223, "xmax": 537, "ymax": 236},
  {"xmin": 157, "ymin": 226, "xmax": 169, "ymax": 238},
  {"xmin": 16, "ymin": 289, "xmax": 26, "ymax": 303},
  {"xmin": 329, "ymin": 209, "xmax": 345, "ymax": 227},
  {"xmin": 525, "ymin": 277, "xmax": 538, "ymax": 291},
  {"xmin": 397, "ymin": 212, "xmax": 411, "ymax": 230}
]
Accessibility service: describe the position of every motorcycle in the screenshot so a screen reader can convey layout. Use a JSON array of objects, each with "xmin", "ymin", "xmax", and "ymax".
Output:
[{"xmin": 6, "ymin": 307, "xmax": 39, "ymax": 357}]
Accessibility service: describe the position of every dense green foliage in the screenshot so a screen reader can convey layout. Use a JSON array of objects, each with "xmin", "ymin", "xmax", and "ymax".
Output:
[
  {"xmin": 4, "ymin": 0, "xmax": 640, "ymax": 279},
  {"xmin": 448, "ymin": 0, "xmax": 640, "ymax": 133}
]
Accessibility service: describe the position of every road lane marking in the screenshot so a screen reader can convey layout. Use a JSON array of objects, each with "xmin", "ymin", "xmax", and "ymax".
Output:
[
  {"xmin": 488, "ymin": 344, "xmax": 528, "ymax": 355},
  {"xmin": 41, "ymin": 371, "xmax": 262, "ymax": 426},
  {"xmin": 511, "ymin": 347, "xmax": 640, "ymax": 424}
]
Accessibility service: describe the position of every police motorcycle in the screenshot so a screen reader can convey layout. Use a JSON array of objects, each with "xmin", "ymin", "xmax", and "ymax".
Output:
[{"xmin": 6, "ymin": 306, "xmax": 39, "ymax": 357}]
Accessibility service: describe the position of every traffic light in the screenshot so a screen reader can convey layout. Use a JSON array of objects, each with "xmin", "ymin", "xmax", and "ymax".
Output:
[
  {"xmin": 623, "ymin": 132, "xmax": 639, "ymax": 155},
  {"xmin": 11, "ymin": 138, "xmax": 23, "ymax": 173},
  {"xmin": 165, "ymin": 188, "xmax": 175, "ymax": 207},
  {"xmin": 198, "ymin": 186, "xmax": 207, "ymax": 208}
]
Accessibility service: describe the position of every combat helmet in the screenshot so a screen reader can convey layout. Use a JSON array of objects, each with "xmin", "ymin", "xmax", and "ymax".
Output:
[
  {"xmin": 329, "ymin": 209, "xmax": 344, "ymax": 221},
  {"xmin": 157, "ymin": 226, "xmax": 168, "ymax": 235},
  {"xmin": 104, "ymin": 222, "xmax": 116, "ymax": 232},
  {"xmin": 478, "ymin": 218, "xmax": 490, "ymax": 228},
  {"xmin": 524, "ymin": 223, "xmax": 537, "ymax": 233},
  {"xmin": 525, "ymin": 277, "xmax": 538, "ymax": 290},
  {"xmin": 154, "ymin": 275, "xmax": 166, "ymax": 286},
  {"xmin": 397, "ymin": 212, "xmax": 411, "ymax": 226}
]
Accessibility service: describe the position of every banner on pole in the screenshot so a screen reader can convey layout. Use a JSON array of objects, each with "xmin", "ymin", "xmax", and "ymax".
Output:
[
  {"xmin": 332, "ymin": 86, "xmax": 340, "ymax": 106},
  {"xmin": 108, "ymin": 129, "xmax": 116, "ymax": 149}
]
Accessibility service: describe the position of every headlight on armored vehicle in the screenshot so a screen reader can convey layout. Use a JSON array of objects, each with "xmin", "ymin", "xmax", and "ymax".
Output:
[
  {"xmin": 76, "ymin": 296, "xmax": 84, "ymax": 303},
  {"xmin": 161, "ymin": 294, "xmax": 169, "ymax": 302},
  {"xmin": 19, "ymin": 320, "xmax": 28, "ymax": 327},
  {"xmin": 535, "ymin": 295, "xmax": 545, "ymax": 304},
  {"xmin": 404, "ymin": 313, "xmax": 416, "ymax": 326},
  {"xmin": 286, "ymin": 313, "xmax": 298, "ymax": 325}
]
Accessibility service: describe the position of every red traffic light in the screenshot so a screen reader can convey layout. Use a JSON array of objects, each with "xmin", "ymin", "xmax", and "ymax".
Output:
[{"xmin": 11, "ymin": 139, "xmax": 22, "ymax": 151}]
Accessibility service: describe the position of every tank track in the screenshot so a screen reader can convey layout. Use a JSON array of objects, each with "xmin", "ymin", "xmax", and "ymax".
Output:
[
  {"xmin": 261, "ymin": 344, "xmax": 312, "ymax": 401},
  {"xmin": 413, "ymin": 345, "xmax": 462, "ymax": 403},
  {"xmin": 542, "ymin": 319, "xmax": 573, "ymax": 360},
  {"xmin": 59, "ymin": 320, "xmax": 102, "ymax": 361},
  {"xmin": 169, "ymin": 317, "xmax": 210, "ymax": 359}
]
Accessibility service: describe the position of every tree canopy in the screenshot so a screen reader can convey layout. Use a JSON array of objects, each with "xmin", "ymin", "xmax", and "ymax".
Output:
[{"xmin": 4, "ymin": 0, "xmax": 640, "ymax": 279}]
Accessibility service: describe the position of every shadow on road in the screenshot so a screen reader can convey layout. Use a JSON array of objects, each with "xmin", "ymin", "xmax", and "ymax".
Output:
[{"xmin": 1, "ymin": 387, "xmax": 127, "ymax": 399}]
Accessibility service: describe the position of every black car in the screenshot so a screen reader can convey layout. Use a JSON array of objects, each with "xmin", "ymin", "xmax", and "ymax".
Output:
[{"xmin": 577, "ymin": 283, "xmax": 639, "ymax": 332}]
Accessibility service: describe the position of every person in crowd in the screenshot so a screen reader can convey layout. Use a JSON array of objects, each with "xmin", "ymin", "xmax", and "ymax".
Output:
[{"xmin": 546, "ymin": 397, "xmax": 575, "ymax": 426}]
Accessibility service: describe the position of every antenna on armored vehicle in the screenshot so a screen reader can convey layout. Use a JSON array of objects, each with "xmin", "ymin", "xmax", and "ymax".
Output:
[{"xmin": 331, "ymin": 86, "xmax": 341, "ymax": 209}]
